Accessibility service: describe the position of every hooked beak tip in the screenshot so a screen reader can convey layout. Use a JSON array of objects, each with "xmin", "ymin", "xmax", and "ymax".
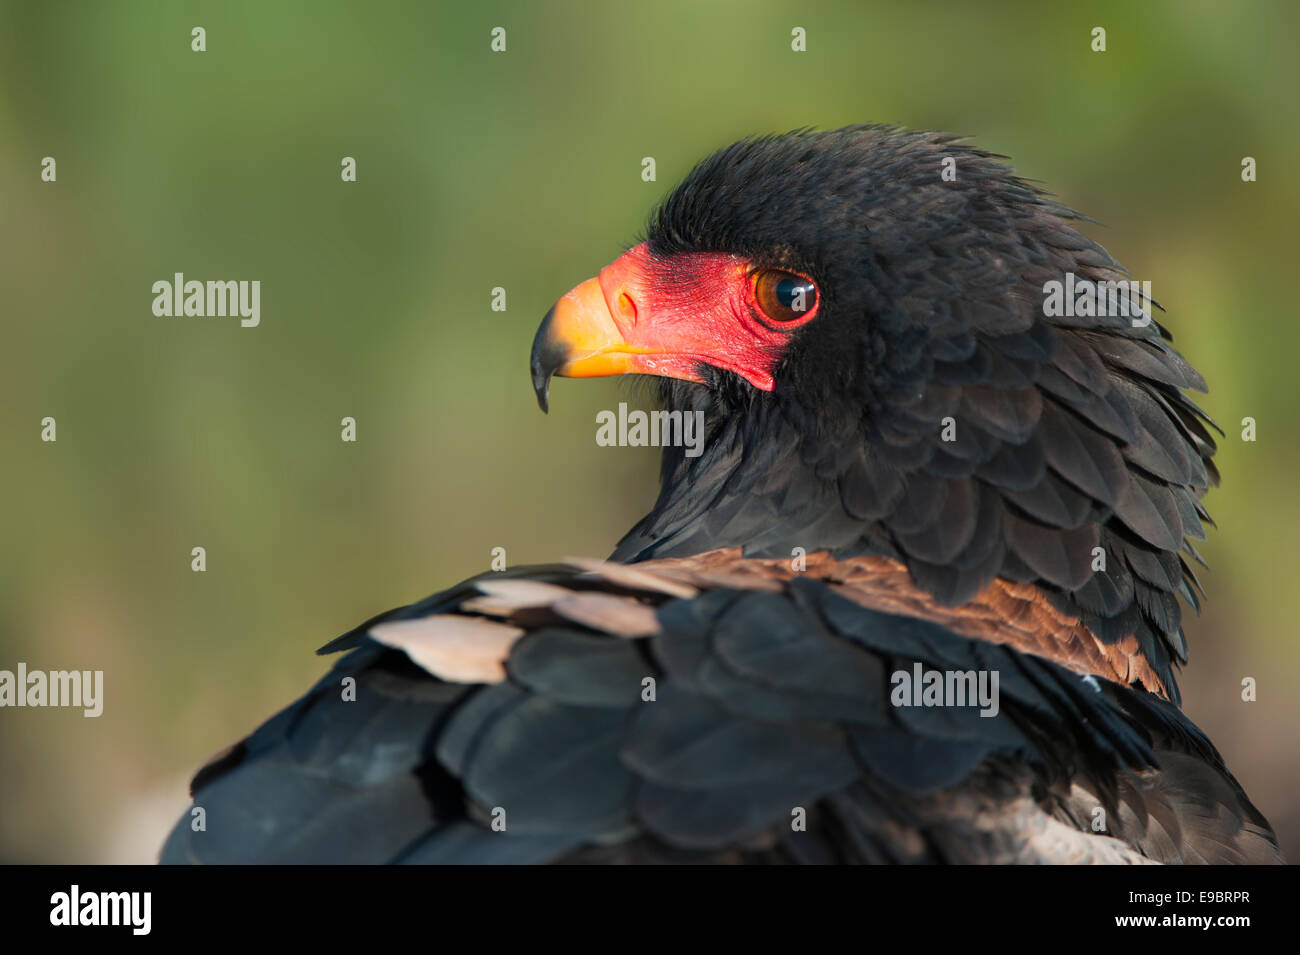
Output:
[{"xmin": 530, "ymin": 305, "xmax": 558, "ymax": 413}]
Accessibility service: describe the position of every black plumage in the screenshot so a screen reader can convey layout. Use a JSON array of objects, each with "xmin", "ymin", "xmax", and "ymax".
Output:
[
  {"xmin": 619, "ymin": 127, "xmax": 1220, "ymax": 703},
  {"xmin": 162, "ymin": 563, "xmax": 1276, "ymax": 863},
  {"xmin": 161, "ymin": 125, "xmax": 1279, "ymax": 865}
]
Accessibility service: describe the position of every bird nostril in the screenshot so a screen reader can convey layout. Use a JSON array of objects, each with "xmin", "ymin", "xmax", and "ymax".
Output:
[{"xmin": 616, "ymin": 291, "xmax": 638, "ymax": 325}]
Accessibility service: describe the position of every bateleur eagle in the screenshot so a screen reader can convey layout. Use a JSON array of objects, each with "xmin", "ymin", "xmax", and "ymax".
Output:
[{"xmin": 161, "ymin": 125, "xmax": 1282, "ymax": 865}]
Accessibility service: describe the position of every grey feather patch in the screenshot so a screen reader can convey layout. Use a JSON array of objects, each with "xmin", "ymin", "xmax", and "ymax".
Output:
[
  {"xmin": 461, "ymin": 696, "xmax": 632, "ymax": 836},
  {"xmin": 507, "ymin": 629, "xmax": 650, "ymax": 707}
]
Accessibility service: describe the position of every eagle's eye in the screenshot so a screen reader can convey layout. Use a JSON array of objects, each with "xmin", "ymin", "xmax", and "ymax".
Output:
[{"xmin": 753, "ymin": 269, "xmax": 818, "ymax": 324}]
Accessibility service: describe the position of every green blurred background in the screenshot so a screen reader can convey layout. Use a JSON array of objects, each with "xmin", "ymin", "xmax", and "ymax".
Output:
[{"xmin": 2, "ymin": 0, "xmax": 1297, "ymax": 862}]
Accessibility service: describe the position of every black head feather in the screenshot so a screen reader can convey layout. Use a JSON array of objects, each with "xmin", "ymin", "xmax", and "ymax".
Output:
[{"xmin": 613, "ymin": 125, "xmax": 1217, "ymax": 703}]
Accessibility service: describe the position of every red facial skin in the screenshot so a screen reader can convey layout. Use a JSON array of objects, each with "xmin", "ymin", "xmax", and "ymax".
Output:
[{"xmin": 541, "ymin": 243, "xmax": 819, "ymax": 392}]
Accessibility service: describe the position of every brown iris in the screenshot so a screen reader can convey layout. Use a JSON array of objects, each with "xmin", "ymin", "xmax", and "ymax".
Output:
[{"xmin": 753, "ymin": 269, "xmax": 818, "ymax": 323}]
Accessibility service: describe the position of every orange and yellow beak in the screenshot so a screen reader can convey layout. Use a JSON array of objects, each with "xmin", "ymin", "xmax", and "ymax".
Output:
[
  {"xmin": 530, "ymin": 243, "xmax": 745, "ymax": 411},
  {"xmin": 531, "ymin": 243, "xmax": 809, "ymax": 409},
  {"xmin": 530, "ymin": 274, "xmax": 646, "ymax": 412}
]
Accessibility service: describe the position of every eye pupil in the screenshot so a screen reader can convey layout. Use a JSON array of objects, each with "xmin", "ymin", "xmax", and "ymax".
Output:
[
  {"xmin": 777, "ymin": 278, "xmax": 809, "ymax": 311},
  {"xmin": 755, "ymin": 270, "xmax": 817, "ymax": 322}
]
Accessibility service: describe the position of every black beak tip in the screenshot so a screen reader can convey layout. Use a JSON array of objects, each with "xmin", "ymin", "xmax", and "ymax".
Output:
[
  {"xmin": 530, "ymin": 306, "xmax": 558, "ymax": 414},
  {"xmin": 533, "ymin": 374, "xmax": 551, "ymax": 414}
]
